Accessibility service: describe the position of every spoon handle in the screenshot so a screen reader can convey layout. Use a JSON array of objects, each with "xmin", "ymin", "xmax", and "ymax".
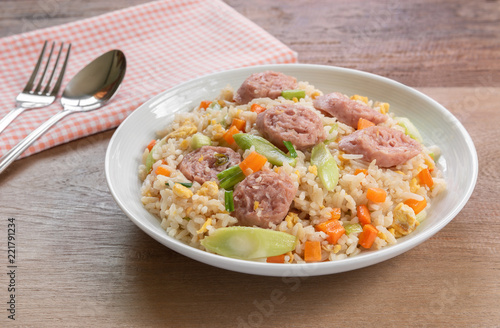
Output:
[
  {"xmin": 0, "ymin": 107, "xmax": 25, "ymax": 135},
  {"xmin": 0, "ymin": 110, "xmax": 71, "ymax": 174}
]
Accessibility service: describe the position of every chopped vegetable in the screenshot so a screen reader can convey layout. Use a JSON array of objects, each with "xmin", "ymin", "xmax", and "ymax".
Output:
[
  {"xmin": 417, "ymin": 168, "xmax": 434, "ymax": 188},
  {"xmin": 330, "ymin": 208, "xmax": 341, "ymax": 220},
  {"xmin": 218, "ymin": 165, "xmax": 246, "ymax": 190},
  {"xmin": 208, "ymin": 101, "xmax": 222, "ymax": 110},
  {"xmin": 357, "ymin": 204, "xmax": 371, "ymax": 225},
  {"xmin": 178, "ymin": 182, "xmax": 193, "ymax": 188},
  {"xmin": 214, "ymin": 153, "xmax": 229, "ymax": 166},
  {"xmin": 357, "ymin": 118, "xmax": 375, "ymax": 130},
  {"xmin": 304, "ymin": 241, "xmax": 322, "ymax": 262},
  {"xmin": 315, "ymin": 219, "xmax": 345, "ymax": 244},
  {"xmin": 222, "ymin": 125, "xmax": 240, "ymax": 145},
  {"xmin": 250, "ymin": 103, "xmax": 266, "ymax": 114},
  {"xmin": 266, "ymin": 254, "xmax": 286, "ymax": 263},
  {"xmin": 145, "ymin": 139, "xmax": 166, "ymax": 172},
  {"xmin": 311, "ymin": 143, "xmax": 339, "ymax": 191},
  {"xmin": 283, "ymin": 141, "xmax": 298, "ymax": 158},
  {"xmin": 199, "ymin": 100, "xmax": 211, "ymax": 109},
  {"xmin": 155, "ymin": 166, "xmax": 171, "ymax": 177},
  {"xmin": 416, "ymin": 209, "xmax": 427, "ymax": 222},
  {"xmin": 146, "ymin": 139, "xmax": 156, "ymax": 151},
  {"xmin": 404, "ymin": 198, "xmax": 427, "ymax": 215},
  {"xmin": 233, "ymin": 133, "xmax": 296, "ymax": 167},
  {"xmin": 355, "ymin": 168, "xmax": 368, "ymax": 175},
  {"xmin": 239, "ymin": 151, "xmax": 268, "ymax": 176},
  {"xmin": 396, "ymin": 117, "xmax": 423, "ymax": 143},
  {"xmin": 230, "ymin": 118, "xmax": 246, "ymax": 132},
  {"xmin": 224, "ymin": 190, "xmax": 234, "ymax": 212},
  {"xmin": 344, "ymin": 223, "xmax": 363, "ymax": 235},
  {"xmin": 282, "ymin": 89, "xmax": 306, "ymax": 100},
  {"xmin": 190, "ymin": 133, "xmax": 212, "ymax": 150},
  {"xmin": 366, "ymin": 188, "xmax": 387, "ymax": 202},
  {"xmin": 200, "ymin": 226, "xmax": 297, "ymax": 260},
  {"xmin": 358, "ymin": 224, "xmax": 378, "ymax": 249}
]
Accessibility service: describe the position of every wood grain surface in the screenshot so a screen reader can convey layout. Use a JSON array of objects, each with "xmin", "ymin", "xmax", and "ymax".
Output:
[{"xmin": 1, "ymin": 1, "xmax": 499, "ymax": 327}]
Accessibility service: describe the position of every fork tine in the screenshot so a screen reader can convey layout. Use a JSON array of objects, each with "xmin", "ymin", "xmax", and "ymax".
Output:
[
  {"xmin": 23, "ymin": 40, "xmax": 48, "ymax": 93},
  {"xmin": 33, "ymin": 41, "xmax": 55, "ymax": 94},
  {"xmin": 42, "ymin": 42, "xmax": 64, "ymax": 95},
  {"xmin": 50, "ymin": 43, "xmax": 71, "ymax": 97}
]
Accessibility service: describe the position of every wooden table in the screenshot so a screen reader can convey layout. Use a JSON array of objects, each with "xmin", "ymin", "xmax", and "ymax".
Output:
[{"xmin": 1, "ymin": 0, "xmax": 499, "ymax": 326}]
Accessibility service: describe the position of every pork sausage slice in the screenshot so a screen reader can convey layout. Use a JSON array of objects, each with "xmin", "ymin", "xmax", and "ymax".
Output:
[
  {"xmin": 338, "ymin": 126, "xmax": 422, "ymax": 167},
  {"xmin": 233, "ymin": 169, "xmax": 297, "ymax": 228},
  {"xmin": 313, "ymin": 92, "xmax": 387, "ymax": 128},
  {"xmin": 178, "ymin": 146, "xmax": 241, "ymax": 184},
  {"xmin": 256, "ymin": 104, "xmax": 326, "ymax": 151},
  {"xmin": 234, "ymin": 71, "xmax": 297, "ymax": 105}
]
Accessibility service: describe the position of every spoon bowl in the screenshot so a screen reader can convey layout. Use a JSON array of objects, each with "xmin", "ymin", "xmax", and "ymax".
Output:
[{"xmin": 0, "ymin": 49, "xmax": 127, "ymax": 174}]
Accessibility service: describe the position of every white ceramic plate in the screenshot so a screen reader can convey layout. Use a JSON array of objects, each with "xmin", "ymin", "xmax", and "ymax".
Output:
[{"xmin": 105, "ymin": 64, "xmax": 477, "ymax": 277}]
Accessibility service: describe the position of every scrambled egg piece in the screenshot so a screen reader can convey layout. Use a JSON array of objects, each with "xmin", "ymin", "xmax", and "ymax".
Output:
[
  {"xmin": 391, "ymin": 203, "xmax": 420, "ymax": 237},
  {"xmin": 311, "ymin": 91, "xmax": 321, "ymax": 100},
  {"xmin": 179, "ymin": 139, "xmax": 190, "ymax": 150},
  {"xmin": 196, "ymin": 181, "xmax": 219, "ymax": 198},
  {"xmin": 166, "ymin": 122, "xmax": 197, "ymax": 140},
  {"xmin": 350, "ymin": 94, "xmax": 369, "ymax": 104},
  {"xmin": 410, "ymin": 178, "xmax": 420, "ymax": 193},
  {"xmin": 173, "ymin": 183, "xmax": 193, "ymax": 199},
  {"xmin": 333, "ymin": 244, "xmax": 342, "ymax": 254},
  {"xmin": 285, "ymin": 212, "xmax": 299, "ymax": 229},
  {"xmin": 212, "ymin": 124, "xmax": 225, "ymax": 140},
  {"xmin": 308, "ymin": 165, "xmax": 318, "ymax": 176},
  {"xmin": 197, "ymin": 218, "xmax": 212, "ymax": 234},
  {"xmin": 379, "ymin": 102, "xmax": 390, "ymax": 114}
]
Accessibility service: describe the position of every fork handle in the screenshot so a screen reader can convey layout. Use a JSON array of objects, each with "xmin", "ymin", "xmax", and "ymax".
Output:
[
  {"xmin": 0, "ymin": 107, "xmax": 26, "ymax": 135},
  {"xmin": 0, "ymin": 110, "xmax": 71, "ymax": 174}
]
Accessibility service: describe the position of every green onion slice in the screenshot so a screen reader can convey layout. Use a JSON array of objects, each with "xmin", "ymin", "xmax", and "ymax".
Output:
[
  {"xmin": 283, "ymin": 141, "xmax": 298, "ymax": 158},
  {"xmin": 224, "ymin": 190, "xmax": 234, "ymax": 212}
]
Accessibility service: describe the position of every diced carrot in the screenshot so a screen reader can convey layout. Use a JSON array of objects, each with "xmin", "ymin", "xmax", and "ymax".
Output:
[
  {"xmin": 266, "ymin": 254, "xmax": 286, "ymax": 263},
  {"xmin": 230, "ymin": 118, "xmax": 246, "ymax": 132},
  {"xmin": 199, "ymin": 100, "xmax": 211, "ymax": 109},
  {"xmin": 239, "ymin": 151, "xmax": 267, "ymax": 176},
  {"xmin": 355, "ymin": 169, "xmax": 368, "ymax": 175},
  {"xmin": 418, "ymin": 168, "xmax": 434, "ymax": 188},
  {"xmin": 155, "ymin": 166, "xmax": 171, "ymax": 177},
  {"xmin": 330, "ymin": 208, "xmax": 341, "ymax": 220},
  {"xmin": 251, "ymin": 103, "xmax": 266, "ymax": 114},
  {"xmin": 222, "ymin": 125, "xmax": 240, "ymax": 145},
  {"xmin": 358, "ymin": 224, "xmax": 378, "ymax": 249},
  {"xmin": 404, "ymin": 198, "xmax": 427, "ymax": 215},
  {"xmin": 357, "ymin": 118, "xmax": 375, "ymax": 130},
  {"xmin": 315, "ymin": 219, "xmax": 345, "ymax": 244},
  {"xmin": 357, "ymin": 204, "xmax": 371, "ymax": 225},
  {"xmin": 304, "ymin": 241, "xmax": 322, "ymax": 262},
  {"xmin": 147, "ymin": 139, "xmax": 156, "ymax": 151},
  {"xmin": 366, "ymin": 188, "xmax": 387, "ymax": 203}
]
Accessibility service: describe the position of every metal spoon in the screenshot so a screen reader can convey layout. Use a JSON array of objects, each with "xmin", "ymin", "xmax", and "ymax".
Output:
[{"xmin": 0, "ymin": 49, "xmax": 126, "ymax": 174}]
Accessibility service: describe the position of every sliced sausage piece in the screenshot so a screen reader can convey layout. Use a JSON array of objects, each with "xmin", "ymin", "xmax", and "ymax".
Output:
[
  {"xmin": 234, "ymin": 71, "xmax": 297, "ymax": 104},
  {"xmin": 338, "ymin": 126, "xmax": 422, "ymax": 167},
  {"xmin": 313, "ymin": 92, "xmax": 387, "ymax": 128},
  {"xmin": 178, "ymin": 146, "xmax": 241, "ymax": 184},
  {"xmin": 233, "ymin": 169, "xmax": 297, "ymax": 228},
  {"xmin": 256, "ymin": 104, "xmax": 326, "ymax": 151}
]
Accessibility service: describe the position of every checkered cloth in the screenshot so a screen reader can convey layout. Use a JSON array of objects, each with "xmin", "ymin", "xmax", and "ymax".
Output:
[{"xmin": 0, "ymin": 0, "xmax": 297, "ymax": 158}]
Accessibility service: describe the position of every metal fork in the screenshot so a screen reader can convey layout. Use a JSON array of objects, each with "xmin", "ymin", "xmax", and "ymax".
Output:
[{"xmin": 0, "ymin": 41, "xmax": 71, "ymax": 134}]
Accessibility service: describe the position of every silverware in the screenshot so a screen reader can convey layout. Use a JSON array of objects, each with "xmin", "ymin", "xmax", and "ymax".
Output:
[
  {"xmin": 0, "ymin": 49, "xmax": 126, "ymax": 175},
  {"xmin": 0, "ymin": 41, "xmax": 71, "ymax": 134}
]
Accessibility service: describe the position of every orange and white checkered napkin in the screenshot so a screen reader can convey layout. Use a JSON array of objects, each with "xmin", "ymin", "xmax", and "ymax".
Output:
[{"xmin": 0, "ymin": 0, "xmax": 297, "ymax": 158}]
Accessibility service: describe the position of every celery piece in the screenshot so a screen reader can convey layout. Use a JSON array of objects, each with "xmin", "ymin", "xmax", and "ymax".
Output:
[
  {"xmin": 190, "ymin": 133, "xmax": 212, "ymax": 150},
  {"xmin": 311, "ymin": 143, "xmax": 339, "ymax": 191},
  {"xmin": 201, "ymin": 226, "xmax": 297, "ymax": 260},
  {"xmin": 145, "ymin": 139, "xmax": 166, "ymax": 172},
  {"xmin": 344, "ymin": 223, "xmax": 363, "ymax": 235},
  {"xmin": 396, "ymin": 117, "xmax": 423, "ymax": 143},
  {"xmin": 416, "ymin": 209, "xmax": 427, "ymax": 223},
  {"xmin": 233, "ymin": 133, "xmax": 296, "ymax": 167},
  {"xmin": 224, "ymin": 190, "xmax": 234, "ymax": 212},
  {"xmin": 208, "ymin": 101, "xmax": 222, "ymax": 110},
  {"xmin": 281, "ymin": 89, "xmax": 306, "ymax": 100},
  {"xmin": 218, "ymin": 165, "xmax": 246, "ymax": 190}
]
